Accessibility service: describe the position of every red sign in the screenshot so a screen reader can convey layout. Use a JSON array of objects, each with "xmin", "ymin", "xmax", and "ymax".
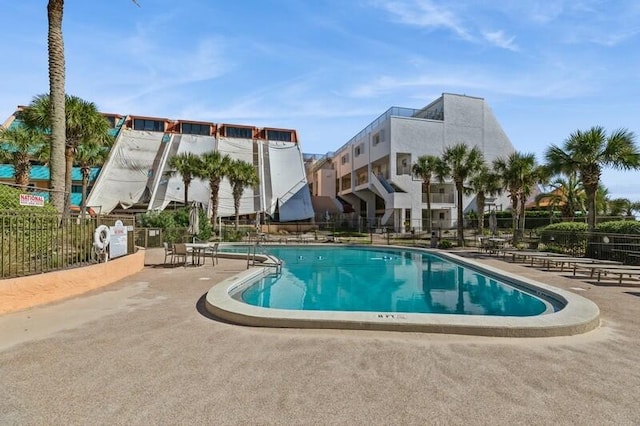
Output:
[{"xmin": 19, "ymin": 194, "xmax": 45, "ymax": 207}]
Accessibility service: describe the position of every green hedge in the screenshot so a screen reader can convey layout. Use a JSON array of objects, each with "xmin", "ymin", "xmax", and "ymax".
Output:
[
  {"xmin": 595, "ymin": 220, "xmax": 640, "ymax": 234},
  {"xmin": 540, "ymin": 222, "xmax": 589, "ymax": 233}
]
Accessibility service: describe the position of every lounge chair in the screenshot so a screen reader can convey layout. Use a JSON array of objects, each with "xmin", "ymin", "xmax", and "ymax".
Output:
[
  {"xmin": 572, "ymin": 263, "xmax": 640, "ymax": 282},
  {"xmin": 529, "ymin": 255, "xmax": 621, "ymax": 271}
]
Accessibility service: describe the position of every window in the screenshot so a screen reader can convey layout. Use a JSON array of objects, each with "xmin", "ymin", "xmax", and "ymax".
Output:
[
  {"xmin": 225, "ymin": 126, "xmax": 253, "ymax": 138},
  {"xmin": 341, "ymin": 153, "xmax": 350, "ymax": 164},
  {"xmin": 133, "ymin": 119, "xmax": 164, "ymax": 132},
  {"xmin": 372, "ymin": 133, "xmax": 380, "ymax": 146},
  {"xmin": 354, "ymin": 144, "xmax": 362, "ymax": 157},
  {"xmin": 266, "ymin": 130, "xmax": 292, "ymax": 142},
  {"xmin": 105, "ymin": 116, "xmax": 116, "ymax": 128},
  {"xmin": 181, "ymin": 122, "xmax": 210, "ymax": 135}
]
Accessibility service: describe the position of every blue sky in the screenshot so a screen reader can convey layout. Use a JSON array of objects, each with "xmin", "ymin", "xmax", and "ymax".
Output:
[{"xmin": 1, "ymin": 0, "xmax": 639, "ymax": 200}]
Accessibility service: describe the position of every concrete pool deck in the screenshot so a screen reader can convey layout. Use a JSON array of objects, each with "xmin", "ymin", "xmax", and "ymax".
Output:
[{"xmin": 1, "ymin": 248, "xmax": 640, "ymax": 424}]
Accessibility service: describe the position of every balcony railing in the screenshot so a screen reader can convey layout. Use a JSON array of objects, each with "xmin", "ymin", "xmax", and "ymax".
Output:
[{"xmin": 423, "ymin": 193, "xmax": 455, "ymax": 204}]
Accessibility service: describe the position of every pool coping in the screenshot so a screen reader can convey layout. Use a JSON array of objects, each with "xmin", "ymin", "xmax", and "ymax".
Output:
[{"xmin": 205, "ymin": 246, "xmax": 601, "ymax": 337}]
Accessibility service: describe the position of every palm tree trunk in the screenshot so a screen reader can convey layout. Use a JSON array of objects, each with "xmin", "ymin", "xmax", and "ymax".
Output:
[
  {"xmin": 511, "ymin": 196, "xmax": 518, "ymax": 244},
  {"xmin": 183, "ymin": 179, "xmax": 189, "ymax": 205},
  {"xmin": 519, "ymin": 195, "xmax": 527, "ymax": 240},
  {"xmin": 47, "ymin": 0, "xmax": 66, "ymax": 216},
  {"xmin": 425, "ymin": 183, "xmax": 432, "ymax": 233},
  {"xmin": 456, "ymin": 181, "xmax": 464, "ymax": 247},
  {"xmin": 477, "ymin": 192, "xmax": 485, "ymax": 234},
  {"xmin": 15, "ymin": 157, "xmax": 30, "ymax": 187},
  {"xmin": 209, "ymin": 179, "xmax": 220, "ymax": 227},
  {"xmin": 585, "ymin": 186, "xmax": 597, "ymax": 231},
  {"xmin": 81, "ymin": 168, "xmax": 88, "ymax": 219},
  {"xmin": 64, "ymin": 146, "xmax": 74, "ymax": 214}
]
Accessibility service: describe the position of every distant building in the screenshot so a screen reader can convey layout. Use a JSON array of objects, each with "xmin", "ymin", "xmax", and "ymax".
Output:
[
  {"xmin": 1, "ymin": 110, "xmax": 314, "ymax": 221},
  {"xmin": 305, "ymin": 93, "xmax": 515, "ymax": 232}
]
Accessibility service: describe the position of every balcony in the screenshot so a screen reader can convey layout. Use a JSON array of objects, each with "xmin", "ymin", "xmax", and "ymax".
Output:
[{"xmin": 423, "ymin": 192, "xmax": 455, "ymax": 204}]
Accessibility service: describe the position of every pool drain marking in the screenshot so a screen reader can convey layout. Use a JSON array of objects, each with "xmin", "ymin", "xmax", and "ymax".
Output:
[{"xmin": 377, "ymin": 313, "xmax": 407, "ymax": 319}]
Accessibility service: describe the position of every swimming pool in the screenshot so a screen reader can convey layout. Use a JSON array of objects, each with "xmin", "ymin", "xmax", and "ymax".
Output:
[
  {"xmin": 206, "ymin": 245, "xmax": 600, "ymax": 337},
  {"xmin": 240, "ymin": 246, "xmax": 552, "ymax": 316}
]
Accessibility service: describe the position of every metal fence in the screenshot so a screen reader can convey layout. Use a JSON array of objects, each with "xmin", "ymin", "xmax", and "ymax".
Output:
[
  {"xmin": 538, "ymin": 230, "xmax": 640, "ymax": 264},
  {"xmin": 0, "ymin": 212, "xmax": 136, "ymax": 278}
]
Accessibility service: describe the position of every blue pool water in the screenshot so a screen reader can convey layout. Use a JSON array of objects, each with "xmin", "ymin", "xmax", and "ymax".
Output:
[{"xmin": 240, "ymin": 246, "xmax": 550, "ymax": 316}]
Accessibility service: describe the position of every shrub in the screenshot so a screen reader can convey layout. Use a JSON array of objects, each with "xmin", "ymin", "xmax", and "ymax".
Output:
[
  {"xmin": 540, "ymin": 222, "xmax": 588, "ymax": 233},
  {"xmin": 539, "ymin": 222, "xmax": 588, "ymax": 256},
  {"xmin": 437, "ymin": 240, "xmax": 453, "ymax": 249},
  {"xmin": 137, "ymin": 207, "xmax": 212, "ymax": 242},
  {"xmin": 595, "ymin": 220, "xmax": 640, "ymax": 234}
]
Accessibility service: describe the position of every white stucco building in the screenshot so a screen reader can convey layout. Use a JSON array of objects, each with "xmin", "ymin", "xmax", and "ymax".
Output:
[{"xmin": 307, "ymin": 93, "xmax": 515, "ymax": 232}]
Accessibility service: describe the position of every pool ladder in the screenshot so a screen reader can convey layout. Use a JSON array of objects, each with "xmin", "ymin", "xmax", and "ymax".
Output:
[{"xmin": 247, "ymin": 242, "xmax": 283, "ymax": 275}]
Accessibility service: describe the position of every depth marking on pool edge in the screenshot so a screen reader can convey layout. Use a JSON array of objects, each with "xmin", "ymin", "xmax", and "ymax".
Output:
[{"xmin": 377, "ymin": 314, "xmax": 408, "ymax": 320}]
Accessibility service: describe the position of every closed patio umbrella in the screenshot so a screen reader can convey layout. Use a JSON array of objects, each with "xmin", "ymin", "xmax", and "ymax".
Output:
[
  {"xmin": 187, "ymin": 201, "xmax": 200, "ymax": 242},
  {"xmin": 489, "ymin": 210, "xmax": 497, "ymax": 235}
]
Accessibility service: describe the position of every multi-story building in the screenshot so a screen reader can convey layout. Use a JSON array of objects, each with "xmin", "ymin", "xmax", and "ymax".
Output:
[
  {"xmin": 1, "ymin": 109, "xmax": 314, "ymax": 221},
  {"xmin": 306, "ymin": 93, "xmax": 515, "ymax": 232}
]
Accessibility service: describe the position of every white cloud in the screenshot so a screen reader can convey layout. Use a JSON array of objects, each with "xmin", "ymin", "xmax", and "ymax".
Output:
[
  {"xmin": 372, "ymin": 0, "xmax": 472, "ymax": 40},
  {"xmin": 482, "ymin": 30, "xmax": 519, "ymax": 51}
]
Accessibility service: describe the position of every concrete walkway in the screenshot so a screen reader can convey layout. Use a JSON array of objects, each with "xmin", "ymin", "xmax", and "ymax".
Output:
[{"xmin": 1, "ymin": 248, "xmax": 640, "ymax": 425}]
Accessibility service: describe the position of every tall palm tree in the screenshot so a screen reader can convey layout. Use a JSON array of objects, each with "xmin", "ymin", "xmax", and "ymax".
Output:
[
  {"xmin": 45, "ymin": 0, "xmax": 139, "ymax": 215},
  {"xmin": 167, "ymin": 152, "xmax": 200, "ymax": 205},
  {"xmin": 437, "ymin": 143, "xmax": 485, "ymax": 247},
  {"xmin": 469, "ymin": 165, "xmax": 502, "ymax": 234},
  {"xmin": 47, "ymin": 0, "xmax": 66, "ymax": 215},
  {"xmin": 494, "ymin": 152, "xmax": 541, "ymax": 242},
  {"xmin": 0, "ymin": 127, "xmax": 47, "ymax": 186},
  {"xmin": 227, "ymin": 159, "xmax": 260, "ymax": 230},
  {"xmin": 75, "ymin": 142, "xmax": 108, "ymax": 217},
  {"xmin": 412, "ymin": 155, "xmax": 441, "ymax": 232},
  {"xmin": 545, "ymin": 126, "xmax": 640, "ymax": 230},
  {"xmin": 20, "ymin": 94, "xmax": 112, "ymax": 212},
  {"xmin": 195, "ymin": 151, "xmax": 232, "ymax": 226}
]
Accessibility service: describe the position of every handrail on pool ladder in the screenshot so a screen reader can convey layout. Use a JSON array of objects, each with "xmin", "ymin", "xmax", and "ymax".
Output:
[{"xmin": 247, "ymin": 242, "xmax": 282, "ymax": 275}]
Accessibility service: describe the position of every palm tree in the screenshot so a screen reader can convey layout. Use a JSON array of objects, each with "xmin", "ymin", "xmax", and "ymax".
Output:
[
  {"xmin": 0, "ymin": 127, "xmax": 47, "ymax": 186},
  {"xmin": 545, "ymin": 126, "xmax": 640, "ymax": 230},
  {"xmin": 195, "ymin": 151, "xmax": 232, "ymax": 226},
  {"xmin": 412, "ymin": 155, "xmax": 441, "ymax": 232},
  {"xmin": 20, "ymin": 94, "xmax": 112, "ymax": 212},
  {"xmin": 437, "ymin": 143, "xmax": 485, "ymax": 247},
  {"xmin": 75, "ymin": 142, "xmax": 108, "ymax": 217},
  {"xmin": 534, "ymin": 172, "xmax": 585, "ymax": 220},
  {"xmin": 47, "ymin": 0, "xmax": 66, "ymax": 215},
  {"xmin": 227, "ymin": 159, "xmax": 260, "ymax": 230},
  {"xmin": 494, "ymin": 152, "xmax": 541, "ymax": 243},
  {"xmin": 607, "ymin": 198, "xmax": 633, "ymax": 217},
  {"xmin": 469, "ymin": 165, "xmax": 502, "ymax": 234},
  {"xmin": 167, "ymin": 152, "xmax": 200, "ymax": 205},
  {"xmin": 45, "ymin": 0, "xmax": 140, "ymax": 215}
]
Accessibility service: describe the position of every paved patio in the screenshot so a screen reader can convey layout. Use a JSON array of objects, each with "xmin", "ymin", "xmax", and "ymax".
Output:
[{"xmin": 1, "ymin": 248, "xmax": 639, "ymax": 425}]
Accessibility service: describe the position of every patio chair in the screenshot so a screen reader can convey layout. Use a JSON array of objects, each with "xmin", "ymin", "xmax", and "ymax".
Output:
[
  {"xmin": 163, "ymin": 242, "xmax": 174, "ymax": 265},
  {"xmin": 173, "ymin": 243, "xmax": 189, "ymax": 266},
  {"xmin": 200, "ymin": 243, "xmax": 219, "ymax": 266}
]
